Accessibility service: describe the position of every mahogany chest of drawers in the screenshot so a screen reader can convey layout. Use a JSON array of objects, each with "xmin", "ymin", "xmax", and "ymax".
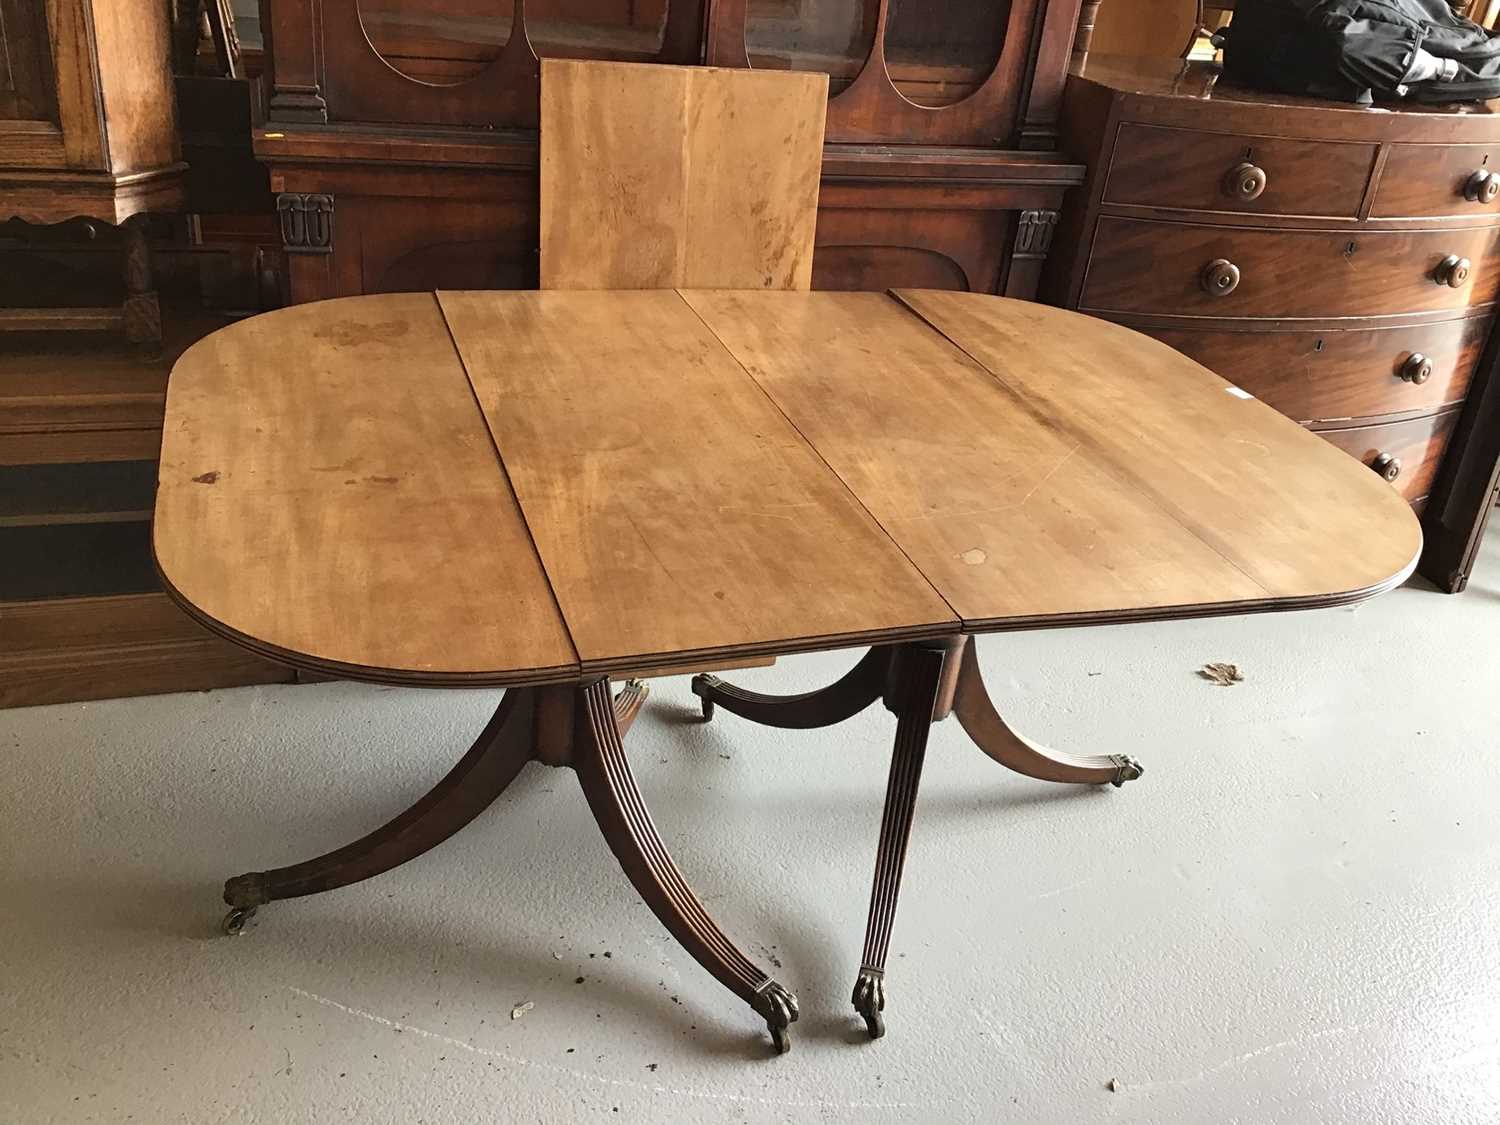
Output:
[{"xmin": 1045, "ymin": 56, "xmax": 1500, "ymax": 541}]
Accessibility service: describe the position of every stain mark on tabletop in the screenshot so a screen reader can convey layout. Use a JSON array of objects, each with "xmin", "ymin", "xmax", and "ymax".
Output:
[
  {"xmin": 192, "ymin": 471, "xmax": 220, "ymax": 484},
  {"xmin": 314, "ymin": 319, "xmax": 411, "ymax": 348},
  {"xmin": 959, "ymin": 547, "xmax": 987, "ymax": 566}
]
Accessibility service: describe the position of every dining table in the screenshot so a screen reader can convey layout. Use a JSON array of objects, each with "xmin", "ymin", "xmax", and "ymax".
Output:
[{"xmin": 153, "ymin": 288, "xmax": 1421, "ymax": 1054}]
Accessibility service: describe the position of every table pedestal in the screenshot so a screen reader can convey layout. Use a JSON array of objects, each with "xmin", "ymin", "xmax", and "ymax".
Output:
[
  {"xmin": 217, "ymin": 637, "xmax": 1140, "ymax": 1054},
  {"xmin": 219, "ymin": 677, "xmax": 799, "ymax": 1053},
  {"xmin": 692, "ymin": 635, "xmax": 1143, "ymax": 1039}
]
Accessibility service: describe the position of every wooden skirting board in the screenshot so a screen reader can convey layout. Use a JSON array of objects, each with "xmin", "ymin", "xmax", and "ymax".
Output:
[{"xmin": 0, "ymin": 593, "xmax": 293, "ymax": 710}]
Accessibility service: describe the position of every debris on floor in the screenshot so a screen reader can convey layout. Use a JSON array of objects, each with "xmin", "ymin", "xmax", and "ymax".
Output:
[
  {"xmin": 1197, "ymin": 662, "xmax": 1244, "ymax": 686},
  {"xmin": 510, "ymin": 1001, "xmax": 534, "ymax": 1021}
]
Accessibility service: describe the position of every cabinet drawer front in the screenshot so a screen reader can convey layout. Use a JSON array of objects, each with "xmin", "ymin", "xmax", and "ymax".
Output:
[
  {"xmin": 1143, "ymin": 316, "xmax": 1488, "ymax": 423},
  {"xmin": 1106, "ymin": 125, "xmax": 1375, "ymax": 218},
  {"xmin": 1317, "ymin": 408, "xmax": 1460, "ymax": 503},
  {"xmin": 1372, "ymin": 143, "xmax": 1500, "ymax": 219},
  {"xmin": 1082, "ymin": 218, "xmax": 1500, "ymax": 318}
]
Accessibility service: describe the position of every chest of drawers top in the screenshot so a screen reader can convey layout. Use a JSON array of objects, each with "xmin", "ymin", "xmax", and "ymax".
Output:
[{"xmin": 1062, "ymin": 56, "xmax": 1500, "ymax": 233}]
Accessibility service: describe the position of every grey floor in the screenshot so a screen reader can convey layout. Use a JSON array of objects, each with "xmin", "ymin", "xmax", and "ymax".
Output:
[{"xmin": 4, "ymin": 537, "xmax": 1499, "ymax": 1125}]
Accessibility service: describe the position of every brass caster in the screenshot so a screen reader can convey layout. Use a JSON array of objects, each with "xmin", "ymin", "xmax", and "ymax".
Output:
[
  {"xmin": 221, "ymin": 905, "xmax": 258, "ymax": 936},
  {"xmin": 753, "ymin": 979, "xmax": 798, "ymax": 1055},
  {"xmin": 851, "ymin": 968, "xmax": 886, "ymax": 1040},
  {"xmin": 1109, "ymin": 755, "xmax": 1144, "ymax": 788}
]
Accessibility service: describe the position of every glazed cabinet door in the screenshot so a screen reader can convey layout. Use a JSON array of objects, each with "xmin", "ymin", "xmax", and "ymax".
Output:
[
  {"xmin": 270, "ymin": 0, "xmax": 705, "ymax": 128},
  {"xmin": 0, "ymin": 0, "xmax": 104, "ymax": 172},
  {"xmin": 707, "ymin": 0, "xmax": 1055, "ymax": 146}
]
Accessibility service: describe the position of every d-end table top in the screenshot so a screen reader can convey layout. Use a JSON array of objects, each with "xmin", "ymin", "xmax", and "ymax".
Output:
[{"xmin": 154, "ymin": 289, "xmax": 1421, "ymax": 685}]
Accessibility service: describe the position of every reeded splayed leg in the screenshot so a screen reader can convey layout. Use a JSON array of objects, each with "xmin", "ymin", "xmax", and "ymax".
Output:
[
  {"xmin": 612, "ymin": 678, "xmax": 649, "ymax": 736},
  {"xmin": 953, "ymin": 639, "xmax": 1143, "ymax": 787},
  {"xmin": 852, "ymin": 643, "xmax": 947, "ymax": 1040},
  {"xmin": 221, "ymin": 689, "xmax": 537, "ymax": 934},
  {"xmin": 571, "ymin": 678, "xmax": 799, "ymax": 1054},
  {"xmin": 691, "ymin": 647, "xmax": 889, "ymax": 727}
]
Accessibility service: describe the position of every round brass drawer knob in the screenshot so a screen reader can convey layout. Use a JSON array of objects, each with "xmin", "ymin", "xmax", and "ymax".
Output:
[
  {"xmin": 1465, "ymin": 169, "xmax": 1500, "ymax": 204},
  {"xmin": 1435, "ymin": 254, "xmax": 1472, "ymax": 288},
  {"xmin": 1224, "ymin": 161, "xmax": 1268, "ymax": 202},
  {"xmin": 1201, "ymin": 258, "xmax": 1241, "ymax": 297},
  {"xmin": 1401, "ymin": 352, "xmax": 1434, "ymax": 384},
  {"xmin": 1372, "ymin": 452, "xmax": 1403, "ymax": 482}
]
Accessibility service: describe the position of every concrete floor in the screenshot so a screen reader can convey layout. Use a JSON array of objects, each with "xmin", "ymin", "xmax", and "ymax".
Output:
[{"xmin": 3, "ymin": 537, "xmax": 1498, "ymax": 1125}]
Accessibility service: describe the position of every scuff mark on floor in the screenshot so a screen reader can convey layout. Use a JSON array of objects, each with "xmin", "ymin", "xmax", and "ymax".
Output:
[
  {"xmin": 1115, "ymin": 1022, "xmax": 1379, "ymax": 1093},
  {"xmin": 286, "ymin": 986, "xmax": 918, "ymax": 1111}
]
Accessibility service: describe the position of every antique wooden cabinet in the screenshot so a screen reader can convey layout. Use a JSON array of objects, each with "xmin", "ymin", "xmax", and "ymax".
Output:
[
  {"xmin": 1, "ymin": 0, "xmax": 186, "ymax": 343},
  {"xmin": 1044, "ymin": 56, "xmax": 1500, "ymax": 578},
  {"xmin": 253, "ymin": 0, "xmax": 1090, "ymax": 304},
  {"xmin": 0, "ymin": 0, "xmax": 184, "ymax": 222}
]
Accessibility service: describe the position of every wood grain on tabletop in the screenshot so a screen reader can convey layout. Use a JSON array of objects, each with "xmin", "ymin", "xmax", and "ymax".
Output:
[
  {"xmin": 685, "ymin": 289, "xmax": 1269, "ymax": 626},
  {"xmin": 894, "ymin": 289, "xmax": 1423, "ymax": 607},
  {"xmin": 538, "ymin": 59, "xmax": 826, "ymax": 291},
  {"xmin": 153, "ymin": 293, "xmax": 578, "ymax": 682},
  {"xmin": 436, "ymin": 289, "xmax": 955, "ymax": 674}
]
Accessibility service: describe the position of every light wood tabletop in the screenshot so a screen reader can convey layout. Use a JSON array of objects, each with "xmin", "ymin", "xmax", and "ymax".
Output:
[
  {"xmin": 686, "ymin": 289, "xmax": 1421, "ymax": 628},
  {"xmin": 153, "ymin": 292, "xmax": 578, "ymax": 684},
  {"xmin": 155, "ymin": 288, "xmax": 1420, "ymax": 682}
]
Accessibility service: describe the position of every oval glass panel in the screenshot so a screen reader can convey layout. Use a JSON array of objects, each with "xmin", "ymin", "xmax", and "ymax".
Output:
[
  {"xmin": 746, "ymin": 0, "xmax": 877, "ymax": 98},
  {"xmin": 884, "ymin": 0, "xmax": 1011, "ymax": 107},
  {"xmin": 357, "ymin": 0, "xmax": 510, "ymax": 86},
  {"xmin": 528, "ymin": 0, "xmax": 669, "ymax": 61}
]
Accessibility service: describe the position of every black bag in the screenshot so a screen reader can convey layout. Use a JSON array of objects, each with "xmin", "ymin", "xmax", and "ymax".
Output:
[{"xmin": 1221, "ymin": 0, "xmax": 1500, "ymax": 103}]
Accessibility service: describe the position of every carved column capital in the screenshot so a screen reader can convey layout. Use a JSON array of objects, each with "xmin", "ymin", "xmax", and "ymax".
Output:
[
  {"xmin": 1014, "ymin": 209, "xmax": 1060, "ymax": 258},
  {"xmin": 277, "ymin": 193, "xmax": 334, "ymax": 255}
]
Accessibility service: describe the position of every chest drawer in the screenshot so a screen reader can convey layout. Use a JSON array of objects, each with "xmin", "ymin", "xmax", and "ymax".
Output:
[
  {"xmin": 1317, "ymin": 407, "xmax": 1460, "ymax": 503},
  {"xmin": 1372, "ymin": 143, "xmax": 1500, "ymax": 219},
  {"xmin": 1082, "ymin": 217, "xmax": 1500, "ymax": 319},
  {"xmin": 1106, "ymin": 125, "xmax": 1376, "ymax": 218},
  {"xmin": 1143, "ymin": 315, "xmax": 1488, "ymax": 423}
]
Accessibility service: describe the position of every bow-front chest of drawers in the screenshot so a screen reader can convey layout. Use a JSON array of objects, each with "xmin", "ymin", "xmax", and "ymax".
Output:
[{"xmin": 1045, "ymin": 56, "xmax": 1500, "ymax": 522}]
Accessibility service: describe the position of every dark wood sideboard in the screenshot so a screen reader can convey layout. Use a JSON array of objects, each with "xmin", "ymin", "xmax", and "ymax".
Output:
[
  {"xmin": 252, "ymin": 0, "xmax": 1091, "ymax": 304},
  {"xmin": 1044, "ymin": 56, "xmax": 1500, "ymax": 586}
]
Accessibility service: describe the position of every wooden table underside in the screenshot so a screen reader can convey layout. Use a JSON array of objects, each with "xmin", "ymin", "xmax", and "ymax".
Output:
[{"xmin": 155, "ymin": 289, "xmax": 1421, "ymax": 1053}]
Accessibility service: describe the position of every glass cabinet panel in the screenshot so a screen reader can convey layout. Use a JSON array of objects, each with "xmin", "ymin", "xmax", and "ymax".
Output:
[
  {"xmin": 884, "ymin": 0, "xmax": 1010, "ymax": 107},
  {"xmin": 0, "ymin": 0, "xmax": 58, "ymax": 123},
  {"xmin": 745, "ymin": 0, "xmax": 877, "ymax": 97},
  {"xmin": 529, "ymin": 0, "xmax": 668, "ymax": 60},
  {"xmin": 357, "ymin": 0, "xmax": 509, "ymax": 85},
  {"xmin": 356, "ymin": 0, "xmax": 670, "ymax": 85}
]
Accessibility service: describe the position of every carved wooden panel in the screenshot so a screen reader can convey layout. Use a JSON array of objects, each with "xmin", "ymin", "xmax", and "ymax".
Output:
[
  {"xmin": 279, "ymin": 183, "xmax": 539, "ymax": 304},
  {"xmin": 813, "ymin": 203, "xmax": 1008, "ymax": 293}
]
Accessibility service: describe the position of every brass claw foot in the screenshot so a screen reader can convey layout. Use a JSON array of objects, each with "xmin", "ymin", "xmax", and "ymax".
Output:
[
  {"xmin": 753, "ymin": 980, "xmax": 800, "ymax": 1054},
  {"xmin": 1109, "ymin": 755, "xmax": 1144, "ymax": 787},
  {"xmin": 221, "ymin": 905, "xmax": 258, "ymax": 936},
  {"xmin": 690, "ymin": 674, "xmax": 720, "ymax": 721},
  {"xmin": 851, "ymin": 968, "xmax": 886, "ymax": 1039}
]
